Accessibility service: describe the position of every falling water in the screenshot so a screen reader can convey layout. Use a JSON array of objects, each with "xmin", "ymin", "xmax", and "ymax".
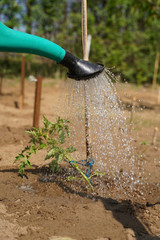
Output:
[{"xmin": 57, "ymin": 69, "xmax": 159, "ymax": 201}]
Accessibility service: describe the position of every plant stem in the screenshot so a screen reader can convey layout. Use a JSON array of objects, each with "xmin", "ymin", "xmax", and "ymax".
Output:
[{"xmin": 64, "ymin": 154, "xmax": 94, "ymax": 191}]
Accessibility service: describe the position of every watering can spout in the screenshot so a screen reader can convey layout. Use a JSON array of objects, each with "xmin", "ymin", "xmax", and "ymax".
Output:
[
  {"xmin": 60, "ymin": 51, "xmax": 104, "ymax": 80},
  {"xmin": 0, "ymin": 22, "xmax": 104, "ymax": 80}
]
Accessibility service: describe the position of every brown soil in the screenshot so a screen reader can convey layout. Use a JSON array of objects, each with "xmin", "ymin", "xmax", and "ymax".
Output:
[{"xmin": 0, "ymin": 78, "xmax": 159, "ymax": 240}]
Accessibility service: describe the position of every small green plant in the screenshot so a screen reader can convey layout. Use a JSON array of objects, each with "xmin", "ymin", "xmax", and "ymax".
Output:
[
  {"xmin": 140, "ymin": 140, "xmax": 149, "ymax": 146},
  {"xmin": 15, "ymin": 116, "xmax": 93, "ymax": 190}
]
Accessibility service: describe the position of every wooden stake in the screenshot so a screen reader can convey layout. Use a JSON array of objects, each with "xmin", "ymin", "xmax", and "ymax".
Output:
[
  {"xmin": 82, "ymin": 0, "xmax": 88, "ymax": 61},
  {"xmin": 19, "ymin": 54, "xmax": 25, "ymax": 109},
  {"xmin": 33, "ymin": 76, "xmax": 42, "ymax": 128},
  {"xmin": 130, "ymin": 96, "xmax": 136, "ymax": 128},
  {"xmin": 157, "ymin": 87, "xmax": 160, "ymax": 105},
  {"xmin": 152, "ymin": 51, "xmax": 160, "ymax": 88},
  {"xmin": 82, "ymin": 0, "xmax": 92, "ymax": 163},
  {"xmin": 152, "ymin": 127, "xmax": 158, "ymax": 145},
  {"xmin": 84, "ymin": 82, "xmax": 92, "ymax": 163},
  {"xmin": 0, "ymin": 73, "xmax": 3, "ymax": 95}
]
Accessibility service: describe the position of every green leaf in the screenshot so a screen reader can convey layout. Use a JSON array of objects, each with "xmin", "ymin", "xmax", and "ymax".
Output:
[
  {"xmin": 19, "ymin": 161, "xmax": 26, "ymax": 176},
  {"xmin": 58, "ymin": 153, "xmax": 64, "ymax": 163},
  {"xmin": 14, "ymin": 153, "xmax": 24, "ymax": 162},
  {"xmin": 38, "ymin": 127, "xmax": 43, "ymax": 135},
  {"xmin": 22, "ymin": 146, "xmax": 30, "ymax": 153},
  {"xmin": 50, "ymin": 160, "xmax": 62, "ymax": 173},
  {"xmin": 64, "ymin": 125, "xmax": 70, "ymax": 138},
  {"xmin": 30, "ymin": 146, "xmax": 37, "ymax": 154},
  {"xmin": 47, "ymin": 138, "xmax": 57, "ymax": 146},
  {"xmin": 58, "ymin": 129, "xmax": 65, "ymax": 144},
  {"xmin": 45, "ymin": 148, "xmax": 58, "ymax": 160},
  {"xmin": 140, "ymin": 141, "xmax": 149, "ymax": 146},
  {"xmin": 39, "ymin": 143, "xmax": 47, "ymax": 149},
  {"xmin": 43, "ymin": 115, "xmax": 51, "ymax": 129},
  {"xmin": 29, "ymin": 137, "xmax": 36, "ymax": 144},
  {"xmin": 24, "ymin": 158, "xmax": 31, "ymax": 168},
  {"xmin": 66, "ymin": 146, "xmax": 77, "ymax": 153},
  {"xmin": 26, "ymin": 130, "xmax": 37, "ymax": 137}
]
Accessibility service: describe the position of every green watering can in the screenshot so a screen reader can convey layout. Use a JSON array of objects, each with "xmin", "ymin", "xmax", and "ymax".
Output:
[{"xmin": 0, "ymin": 22, "xmax": 104, "ymax": 80}]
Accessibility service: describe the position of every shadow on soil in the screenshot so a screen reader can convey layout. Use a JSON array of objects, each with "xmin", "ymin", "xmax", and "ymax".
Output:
[
  {"xmin": 0, "ymin": 167, "xmax": 160, "ymax": 240},
  {"xmin": 39, "ymin": 171, "xmax": 160, "ymax": 240},
  {"xmin": 100, "ymin": 198, "xmax": 160, "ymax": 240}
]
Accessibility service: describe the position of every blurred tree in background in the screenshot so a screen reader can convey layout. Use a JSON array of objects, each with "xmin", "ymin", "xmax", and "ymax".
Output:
[
  {"xmin": 0, "ymin": 0, "xmax": 160, "ymax": 84},
  {"xmin": 0, "ymin": 0, "xmax": 21, "ymax": 28},
  {"xmin": 22, "ymin": 0, "xmax": 40, "ymax": 34}
]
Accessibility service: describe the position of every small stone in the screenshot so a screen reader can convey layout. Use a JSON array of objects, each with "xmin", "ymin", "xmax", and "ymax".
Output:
[
  {"xmin": 145, "ymin": 210, "xmax": 150, "ymax": 214},
  {"xmin": 83, "ymin": 205, "xmax": 89, "ymax": 210},
  {"xmin": 126, "ymin": 228, "xmax": 136, "ymax": 240},
  {"xmin": 25, "ymin": 210, "xmax": 30, "ymax": 215}
]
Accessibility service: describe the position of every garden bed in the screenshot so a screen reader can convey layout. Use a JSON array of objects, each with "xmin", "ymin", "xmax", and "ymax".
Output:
[{"xmin": 0, "ymin": 79, "xmax": 159, "ymax": 240}]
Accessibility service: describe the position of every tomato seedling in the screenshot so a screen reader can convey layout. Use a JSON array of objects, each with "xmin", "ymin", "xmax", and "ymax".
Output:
[{"xmin": 15, "ymin": 116, "xmax": 93, "ymax": 190}]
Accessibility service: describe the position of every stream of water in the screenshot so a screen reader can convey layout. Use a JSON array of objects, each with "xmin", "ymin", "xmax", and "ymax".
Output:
[{"xmin": 58, "ymin": 69, "xmax": 158, "ymax": 200}]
